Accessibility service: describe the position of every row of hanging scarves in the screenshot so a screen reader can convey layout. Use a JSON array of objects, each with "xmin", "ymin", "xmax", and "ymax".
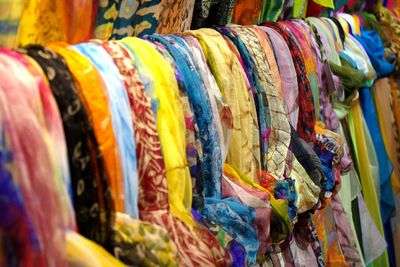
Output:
[
  {"xmin": 2, "ymin": 9, "xmax": 400, "ymax": 267},
  {"xmin": 2, "ymin": 0, "xmax": 400, "ymax": 48}
]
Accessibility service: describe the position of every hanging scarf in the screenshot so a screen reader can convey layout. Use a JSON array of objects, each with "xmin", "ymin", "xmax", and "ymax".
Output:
[
  {"xmin": 120, "ymin": 37, "xmax": 230, "ymax": 266},
  {"xmin": 261, "ymin": 26, "xmax": 299, "ymax": 128},
  {"xmin": 217, "ymin": 25, "xmax": 268, "ymax": 175},
  {"xmin": 191, "ymin": 0, "xmax": 236, "ymax": 29},
  {"xmin": 95, "ymin": 0, "xmax": 195, "ymax": 40},
  {"xmin": 0, "ymin": 73, "xmax": 39, "ymax": 267},
  {"xmin": 284, "ymin": 21, "xmax": 321, "ymax": 121},
  {"xmin": 149, "ymin": 37, "xmax": 205, "ymax": 211},
  {"xmin": 5, "ymin": 49, "xmax": 75, "ymax": 228},
  {"xmin": 182, "ymin": 35, "xmax": 233, "ymax": 165},
  {"xmin": 48, "ymin": 44, "xmax": 125, "ymax": 216},
  {"xmin": 72, "ymin": 42, "xmax": 139, "ymax": 219},
  {"xmin": 262, "ymin": 22, "xmax": 316, "ymax": 143},
  {"xmin": 0, "ymin": 50, "xmax": 69, "ymax": 267},
  {"xmin": 231, "ymin": 0, "xmax": 263, "ymax": 25},
  {"xmin": 149, "ymin": 33, "xmax": 224, "ymax": 198},
  {"xmin": 25, "ymin": 45, "xmax": 115, "ymax": 249},
  {"xmin": 187, "ymin": 28, "xmax": 258, "ymax": 179},
  {"xmin": 119, "ymin": 37, "xmax": 194, "ymax": 225},
  {"xmin": 231, "ymin": 25, "xmax": 291, "ymax": 181}
]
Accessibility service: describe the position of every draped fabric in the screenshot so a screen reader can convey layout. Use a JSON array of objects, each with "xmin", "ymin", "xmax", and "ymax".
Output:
[
  {"xmin": 72, "ymin": 42, "xmax": 139, "ymax": 218},
  {"xmin": 282, "ymin": 21, "xmax": 320, "ymax": 120},
  {"xmin": 261, "ymin": 26, "xmax": 299, "ymax": 128},
  {"xmin": 120, "ymin": 37, "xmax": 194, "ymax": 226},
  {"xmin": 188, "ymin": 29, "xmax": 259, "ymax": 179},
  {"xmin": 262, "ymin": 22, "xmax": 316, "ymax": 143},
  {"xmin": 217, "ymin": 25, "xmax": 266, "ymax": 176},
  {"xmin": 99, "ymin": 40, "xmax": 169, "ymax": 214},
  {"xmin": 0, "ymin": 49, "xmax": 70, "ymax": 267},
  {"xmin": 3, "ymin": 3, "xmax": 400, "ymax": 266},
  {"xmin": 182, "ymin": 35, "xmax": 232, "ymax": 165},
  {"xmin": 230, "ymin": 25, "xmax": 291, "ymax": 181},
  {"xmin": 25, "ymin": 46, "xmax": 115, "ymax": 249},
  {"xmin": 191, "ymin": 0, "xmax": 237, "ymax": 29},
  {"xmin": 148, "ymin": 34, "xmax": 223, "ymax": 199},
  {"xmin": 348, "ymin": 100, "xmax": 389, "ymax": 266},
  {"xmin": 95, "ymin": 0, "xmax": 163, "ymax": 40},
  {"xmin": 48, "ymin": 44, "xmax": 125, "ymax": 214},
  {"xmin": 17, "ymin": 0, "xmax": 70, "ymax": 46},
  {"xmin": 119, "ymin": 37, "xmax": 230, "ymax": 266},
  {"xmin": 95, "ymin": 0, "xmax": 195, "ymax": 40},
  {"xmin": 149, "ymin": 38, "xmax": 205, "ymax": 210}
]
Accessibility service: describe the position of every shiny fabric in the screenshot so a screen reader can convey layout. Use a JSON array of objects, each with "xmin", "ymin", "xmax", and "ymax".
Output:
[
  {"xmin": 348, "ymin": 99, "xmax": 390, "ymax": 266},
  {"xmin": 25, "ymin": 46, "xmax": 115, "ymax": 249},
  {"xmin": 360, "ymin": 87, "xmax": 395, "ymax": 224},
  {"xmin": 73, "ymin": 42, "xmax": 139, "ymax": 219}
]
